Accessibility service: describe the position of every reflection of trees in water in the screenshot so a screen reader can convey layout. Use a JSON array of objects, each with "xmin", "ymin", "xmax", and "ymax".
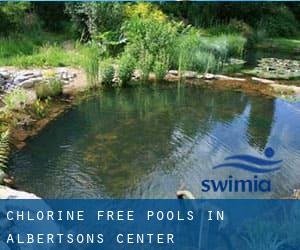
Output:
[{"xmin": 247, "ymin": 96, "xmax": 275, "ymax": 151}]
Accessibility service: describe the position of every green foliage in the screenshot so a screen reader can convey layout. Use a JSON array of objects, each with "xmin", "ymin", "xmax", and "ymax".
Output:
[
  {"xmin": 80, "ymin": 44, "xmax": 100, "ymax": 88},
  {"xmin": 123, "ymin": 16, "xmax": 177, "ymax": 60},
  {"xmin": 0, "ymin": 2, "xmax": 32, "ymax": 35},
  {"xmin": 99, "ymin": 60, "xmax": 115, "ymax": 86},
  {"xmin": 118, "ymin": 51, "xmax": 135, "ymax": 86},
  {"xmin": 122, "ymin": 10, "xmax": 177, "ymax": 80},
  {"xmin": 35, "ymin": 80, "xmax": 63, "ymax": 99},
  {"xmin": 138, "ymin": 50, "xmax": 154, "ymax": 82},
  {"xmin": 173, "ymin": 28, "xmax": 245, "ymax": 74},
  {"xmin": 153, "ymin": 50, "xmax": 169, "ymax": 81},
  {"xmin": 32, "ymin": 98, "xmax": 51, "ymax": 118},
  {"xmin": 65, "ymin": 2, "xmax": 125, "ymax": 40},
  {"xmin": 0, "ymin": 32, "xmax": 76, "ymax": 67},
  {"xmin": 3, "ymin": 88, "xmax": 29, "ymax": 111},
  {"xmin": 257, "ymin": 6, "xmax": 299, "ymax": 37},
  {"xmin": 209, "ymin": 19, "xmax": 254, "ymax": 39},
  {"xmin": 0, "ymin": 130, "xmax": 10, "ymax": 170}
]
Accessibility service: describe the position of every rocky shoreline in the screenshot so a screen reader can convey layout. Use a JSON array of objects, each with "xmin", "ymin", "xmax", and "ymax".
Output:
[{"xmin": 0, "ymin": 67, "xmax": 76, "ymax": 96}]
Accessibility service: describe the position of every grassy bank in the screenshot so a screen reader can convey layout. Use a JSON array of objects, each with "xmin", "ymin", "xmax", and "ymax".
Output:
[{"xmin": 257, "ymin": 37, "xmax": 300, "ymax": 53}]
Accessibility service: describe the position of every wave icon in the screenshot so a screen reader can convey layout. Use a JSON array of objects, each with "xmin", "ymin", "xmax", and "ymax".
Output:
[{"xmin": 213, "ymin": 147, "xmax": 282, "ymax": 173}]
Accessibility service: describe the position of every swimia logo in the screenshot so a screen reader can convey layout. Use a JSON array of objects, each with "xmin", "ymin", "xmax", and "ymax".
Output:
[{"xmin": 201, "ymin": 147, "xmax": 282, "ymax": 193}]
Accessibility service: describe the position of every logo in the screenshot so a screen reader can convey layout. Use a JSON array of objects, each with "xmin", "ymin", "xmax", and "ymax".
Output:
[{"xmin": 201, "ymin": 147, "xmax": 282, "ymax": 193}]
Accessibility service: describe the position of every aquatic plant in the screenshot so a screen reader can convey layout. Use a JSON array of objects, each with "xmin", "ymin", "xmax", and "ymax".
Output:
[
  {"xmin": 0, "ymin": 130, "xmax": 10, "ymax": 170},
  {"xmin": 138, "ymin": 49, "xmax": 153, "ymax": 82},
  {"xmin": 153, "ymin": 50, "xmax": 169, "ymax": 81},
  {"xmin": 32, "ymin": 98, "xmax": 51, "ymax": 118},
  {"xmin": 35, "ymin": 79, "xmax": 63, "ymax": 99},
  {"xmin": 3, "ymin": 88, "xmax": 29, "ymax": 111},
  {"xmin": 81, "ymin": 44, "xmax": 100, "ymax": 88},
  {"xmin": 118, "ymin": 51, "xmax": 135, "ymax": 86},
  {"xmin": 99, "ymin": 59, "xmax": 115, "ymax": 86}
]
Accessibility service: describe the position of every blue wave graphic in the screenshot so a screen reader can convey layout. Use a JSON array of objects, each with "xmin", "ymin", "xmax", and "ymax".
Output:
[
  {"xmin": 213, "ymin": 148, "xmax": 282, "ymax": 173},
  {"xmin": 225, "ymin": 155, "xmax": 282, "ymax": 166},
  {"xmin": 213, "ymin": 163, "xmax": 281, "ymax": 173}
]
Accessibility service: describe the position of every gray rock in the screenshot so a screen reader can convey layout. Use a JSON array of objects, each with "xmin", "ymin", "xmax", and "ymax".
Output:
[
  {"xmin": 20, "ymin": 77, "xmax": 43, "ymax": 88},
  {"xmin": 0, "ymin": 77, "xmax": 5, "ymax": 86},
  {"xmin": 0, "ymin": 71, "xmax": 10, "ymax": 79},
  {"xmin": 183, "ymin": 71, "xmax": 197, "ymax": 79},
  {"xmin": 168, "ymin": 70, "xmax": 179, "ymax": 76},
  {"xmin": 13, "ymin": 71, "xmax": 42, "ymax": 85},
  {"xmin": 215, "ymin": 75, "xmax": 246, "ymax": 81},
  {"xmin": 204, "ymin": 73, "xmax": 216, "ymax": 80}
]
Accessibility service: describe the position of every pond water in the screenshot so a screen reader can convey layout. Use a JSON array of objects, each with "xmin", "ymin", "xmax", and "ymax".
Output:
[{"xmin": 9, "ymin": 85, "xmax": 300, "ymax": 198}]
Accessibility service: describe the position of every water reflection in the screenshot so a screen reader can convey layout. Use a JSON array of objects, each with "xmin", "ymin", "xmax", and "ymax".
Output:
[
  {"xmin": 247, "ymin": 97, "xmax": 275, "ymax": 150},
  {"xmin": 9, "ymin": 85, "xmax": 300, "ymax": 198}
]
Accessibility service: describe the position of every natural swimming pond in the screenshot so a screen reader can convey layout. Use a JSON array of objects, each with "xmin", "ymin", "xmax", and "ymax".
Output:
[{"xmin": 9, "ymin": 85, "xmax": 300, "ymax": 198}]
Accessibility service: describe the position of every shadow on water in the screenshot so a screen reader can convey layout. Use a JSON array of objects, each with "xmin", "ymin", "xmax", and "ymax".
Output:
[{"xmin": 9, "ymin": 84, "xmax": 300, "ymax": 198}]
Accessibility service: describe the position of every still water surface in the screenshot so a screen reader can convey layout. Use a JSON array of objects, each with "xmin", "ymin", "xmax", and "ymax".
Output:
[{"xmin": 10, "ymin": 85, "xmax": 300, "ymax": 198}]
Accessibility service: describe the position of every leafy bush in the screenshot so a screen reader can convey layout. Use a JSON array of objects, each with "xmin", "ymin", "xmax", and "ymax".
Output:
[
  {"xmin": 99, "ymin": 60, "xmax": 115, "ymax": 86},
  {"xmin": 153, "ymin": 50, "xmax": 170, "ymax": 81},
  {"xmin": 138, "ymin": 50, "xmax": 153, "ymax": 82},
  {"xmin": 118, "ymin": 51, "xmax": 135, "ymax": 86},
  {"xmin": 3, "ymin": 88, "xmax": 29, "ymax": 111},
  {"xmin": 123, "ymin": 16, "xmax": 177, "ymax": 59},
  {"xmin": 209, "ymin": 19, "xmax": 254, "ymax": 39},
  {"xmin": 125, "ymin": 2, "xmax": 167, "ymax": 22},
  {"xmin": 257, "ymin": 6, "xmax": 299, "ymax": 37},
  {"xmin": 0, "ymin": 2, "xmax": 31, "ymax": 35},
  {"xmin": 65, "ymin": 2, "xmax": 125, "ymax": 39},
  {"xmin": 35, "ymin": 79, "xmax": 63, "ymax": 99}
]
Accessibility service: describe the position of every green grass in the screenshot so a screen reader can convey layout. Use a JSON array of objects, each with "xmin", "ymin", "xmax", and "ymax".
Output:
[
  {"xmin": 257, "ymin": 38, "xmax": 300, "ymax": 53},
  {"xmin": 0, "ymin": 31, "xmax": 79, "ymax": 67}
]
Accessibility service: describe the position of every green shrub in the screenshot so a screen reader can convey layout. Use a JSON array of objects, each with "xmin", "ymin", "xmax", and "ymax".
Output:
[
  {"xmin": 123, "ymin": 14, "xmax": 177, "ymax": 80},
  {"xmin": 209, "ymin": 19, "xmax": 253, "ymax": 39},
  {"xmin": 153, "ymin": 50, "xmax": 169, "ymax": 81},
  {"xmin": 257, "ymin": 5, "xmax": 299, "ymax": 38},
  {"xmin": 35, "ymin": 79, "xmax": 63, "ymax": 99},
  {"xmin": 3, "ymin": 88, "xmax": 29, "ymax": 111},
  {"xmin": 138, "ymin": 49, "xmax": 153, "ymax": 82},
  {"xmin": 173, "ymin": 29, "xmax": 200, "ymax": 75},
  {"xmin": 118, "ymin": 52, "xmax": 135, "ymax": 86},
  {"xmin": 66, "ymin": 2, "xmax": 125, "ymax": 41},
  {"xmin": 0, "ymin": 2, "xmax": 31, "ymax": 35},
  {"xmin": 99, "ymin": 60, "xmax": 115, "ymax": 86},
  {"xmin": 80, "ymin": 44, "xmax": 100, "ymax": 88}
]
